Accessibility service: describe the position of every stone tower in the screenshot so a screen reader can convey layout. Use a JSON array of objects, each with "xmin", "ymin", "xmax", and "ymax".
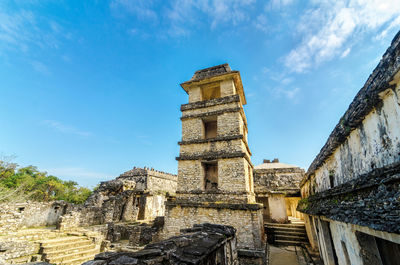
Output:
[{"xmin": 163, "ymin": 64, "xmax": 265, "ymax": 263}]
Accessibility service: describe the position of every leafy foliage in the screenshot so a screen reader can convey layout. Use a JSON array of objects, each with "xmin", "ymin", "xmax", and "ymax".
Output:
[{"xmin": 0, "ymin": 160, "xmax": 92, "ymax": 204}]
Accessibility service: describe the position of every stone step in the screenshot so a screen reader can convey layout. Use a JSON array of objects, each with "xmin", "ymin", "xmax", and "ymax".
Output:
[
  {"xmin": 5, "ymin": 254, "xmax": 32, "ymax": 264},
  {"xmin": 40, "ymin": 236, "xmax": 87, "ymax": 245},
  {"xmin": 275, "ymin": 235, "xmax": 308, "ymax": 242},
  {"xmin": 45, "ymin": 247, "xmax": 99, "ymax": 264},
  {"xmin": 265, "ymin": 223, "xmax": 305, "ymax": 228},
  {"xmin": 265, "ymin": 227, "xmax": 306, "ymax": 233},
  {"xmin": 274, "ymin": 239, "xmax": 305, "ymax": 246},
  {"xmin": 58, "ymin": 252, "xmax": 99, "ymax": 265},
  {"xmin": 43, "ymin": 244, "xmax": 97, "ymax": 259},
  {"xmin": 271, "ymin": 230, "xmax": 307, "ymax": 236},
  {"xmin": 41, "ymin": 238, "xmax": 94, "ymax": 252}
]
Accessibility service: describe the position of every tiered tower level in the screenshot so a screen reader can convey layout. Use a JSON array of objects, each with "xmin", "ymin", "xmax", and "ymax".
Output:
[{"xmin": 163, "ymin": 64, "xmax": 265, "ymax": 261}]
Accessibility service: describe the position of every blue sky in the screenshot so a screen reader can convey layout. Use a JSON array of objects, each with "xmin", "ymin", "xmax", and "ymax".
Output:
[{"xmin": 1, "ymin": 0, "xmax": 399, "ymax": 187}]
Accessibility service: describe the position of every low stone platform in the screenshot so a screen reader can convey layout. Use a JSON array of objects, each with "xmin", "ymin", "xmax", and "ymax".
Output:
[{"xmin": 83, "ymin": 223, "xmax": 238, "ymax": 265}]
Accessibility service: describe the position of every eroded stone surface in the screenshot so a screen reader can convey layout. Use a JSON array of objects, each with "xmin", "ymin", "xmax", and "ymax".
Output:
[{"xmin": 84, "ymin": 223, "xmax": 238, "ymax": 265}]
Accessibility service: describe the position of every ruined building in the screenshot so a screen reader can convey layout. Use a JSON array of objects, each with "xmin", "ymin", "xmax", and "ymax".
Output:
[
  {"xmin": 59, "ymin": 167, "xmax": 177, "ymax": 228},
  {"xmin": 162, "ymin": 64, "xmax": 266, "ymax": 264},
  {"xmin": 298, "ymin": 32, "xmax": 400, "ymax": 264},
  {"xmin": 254, "ymin": 159, "xmax": 304, "ymax": 223}
]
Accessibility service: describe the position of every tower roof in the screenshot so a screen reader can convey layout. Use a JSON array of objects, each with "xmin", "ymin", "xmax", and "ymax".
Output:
[
  {"xmin": 180, "ymin": 63, "xmax": 247, "ymax": 105},
  {"xmin": 189, "ymin": 64, "xmax": 232, "ymax": 81}
]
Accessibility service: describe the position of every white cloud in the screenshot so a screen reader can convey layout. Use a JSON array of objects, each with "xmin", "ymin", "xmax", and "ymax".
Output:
[
  {"xmin": 284, "ymin": 0, "xmax": 400, "ymax": 73},
  {"xmin": 375, "ymin": 15, "xmax": 400, "ymax": 40},
  {"xmin": 42, "ymin": 120, "xmax": 93, "ymax": 137},
  {"xmin": 340, "ymin": 47, "xmax": 351, "ymax": 58}
]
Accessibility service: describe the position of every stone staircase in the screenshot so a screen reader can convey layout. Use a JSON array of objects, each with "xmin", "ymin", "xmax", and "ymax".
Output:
[
  {"xmin": 265, "ymin": 222, "xmax": 309, "ymax": 246},
  {"xmin": 39, "ymin": 235, "xmax": 100, "ymax": 265}
]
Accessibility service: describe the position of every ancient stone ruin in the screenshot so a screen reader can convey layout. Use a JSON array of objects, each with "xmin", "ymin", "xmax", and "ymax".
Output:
[
  {"xmin": 162, "ymin": 64, "xmax": 266, "ymax": 264},
  {"xmin": 2, "ymin": 30, "xmax": 400, "ymax": 265},
  {"xmin": 58, "ymin": 167, "xmax": 177, "ymax": 229},
  {"xmin": 254, "ymin": 158, "xmax": 304, "ymax": 224},
  {"xmin": 299, "ymin": 31, "xmax": 400, "ymax": 264}
]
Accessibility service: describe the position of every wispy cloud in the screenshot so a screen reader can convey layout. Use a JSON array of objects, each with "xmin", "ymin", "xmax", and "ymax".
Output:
[
  {"xmin": 284, "ymin": 0, "xmax": 400, "ymax": 73},
  {"xmin": 42, "ymin": 120, "xmax": 93, "ymax": 137},
  {"xmin": 261, "ymin": 67, "xmax": 300, "ymax": 101},
  {"xmin": 0, "ymin": 3, "xmax": 70, "ymax": 59},
  {"xmin": 30, "ymin": 60, "xmax": 51, "ymax": 75},
  {"xmin": 110, "ymin": 0, "xmax": 158, "ymax": 22},
  {"xmin": 111, "ymin": 0, "xmax": 256, "ymax": 37},
  {"xmin": 268, "ymin": 0, "xmax": 294, "ymax": 10}
]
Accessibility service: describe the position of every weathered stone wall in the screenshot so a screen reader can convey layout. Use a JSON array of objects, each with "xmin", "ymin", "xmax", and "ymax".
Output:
[
  {"xmin": 162, "ymin": 202, "xmax": 265, "ymax": 251},
  {"xmin": 117, "ymin": 167, "xmax": 177, "ymax": 194},
  {"xmin": 312, "ymin": 86, "xmax": 400, "ymax": 193},
  {"xmin": 299, "ymin": 31, "xmax": 400, "ymax": 264},
  {"xmin": 176, "ymin": 158, "xmax": 254, "ymax": 202},
  {"xmin": 0, "ymin": 201, "xmax": 70, "ymax": 234},
  {"xmin": 84, "ymin": 223, "xmax": 239, "ymax": 265},
  {"xmin": 254, "ymin": 168, "xmax": 304, "ymax": 194},
  {"xmin": 181, "ymin": 109, "xmax": 247, "ymax": 143}
]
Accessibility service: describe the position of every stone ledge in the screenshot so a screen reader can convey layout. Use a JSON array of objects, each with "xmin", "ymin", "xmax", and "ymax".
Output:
[
  {"xmin": 254, "ymin": 167, "xmax": 304, "ymax": 173},
  {"xmin": 298, "ymin": 161, "xmax": 400, "ymax": 234},
  {"xmin": 181, "ymin": 95, "xmax": 240, "ymax": 111},
  {"xmin": 180, "ymin": 107, "xmax": 241, "ymax": 120},
  {"xmin": 166, "ymin": 201, "xmax": 263, "ymax": 211},
  {"xmin": 176, "ymin": 151, "xmax": 247, "ymax": 161},
  {"xmin": 178, "ymin": 134, "xmax": 243, "ymax": 145},
  {"xmin": 304, "ymin": 31, "xmax": 400, "ymax": 182}
]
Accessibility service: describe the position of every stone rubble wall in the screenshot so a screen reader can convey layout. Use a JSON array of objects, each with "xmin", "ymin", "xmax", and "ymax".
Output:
[
  {"xmin": 0, "ymin": 201, "xmax": 70, "ymax": 234},
  {"xmin": 83, "ymin": 223, "xmax": 239, "ymax": 265},
  {"xmin": 0, "ymin": 240, "xmax": 40, "ymax": 263},
  {"xmin": 58, "ymin": 168, "xmax": 177, "ymax": 229},
  {"xmin": 162, "ymin": 202, "xmax": 265, "ymax": 251},
  {"xmin": 254, "ymin": 167, "xmax": 304, "ymax": 194}
]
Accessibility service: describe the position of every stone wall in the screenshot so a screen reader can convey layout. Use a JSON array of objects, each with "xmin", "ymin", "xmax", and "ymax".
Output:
[
  {"xmin": 177, "ymin": 158, "xmax": 253, "ymax": 201},
  {"xmin": 118, "ymin": 167, "xmax": 177, "ymax": 194},
  {"xmin": 162, "ymin": 202, "xmax": 265, "ymax": 251},
  {"xmin": 0, "ymin": 201, "xmax": 70, "ymax": 234},
  {"xmin": 254, "ymin": 167, "xmax": 304, "ymax": 194},
  {"xmin": 299, "ymin": 31, "xmax": 400, "ymax": 264},
  {"xmin": 84, "ymin": 223, "xmax": 239, "ymax": 265}
]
